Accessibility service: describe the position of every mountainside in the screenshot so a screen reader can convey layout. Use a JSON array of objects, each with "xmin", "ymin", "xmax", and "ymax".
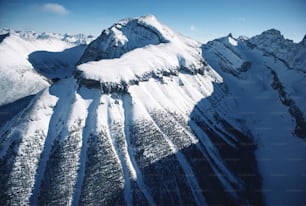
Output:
[
  {"xmin": 203, "ymin": 32, "xmax": 306, "ymax": 205},
  {"xmin": 0, "ymin": 29, "xmax": 94, "ymax": 106},
  {"xmin": 0, "ymin": 15, "xmax": 305, "ymax": 206},
  {"xmin": 248, "ymin": 29, "xmax": 306, "ymax": 73}
]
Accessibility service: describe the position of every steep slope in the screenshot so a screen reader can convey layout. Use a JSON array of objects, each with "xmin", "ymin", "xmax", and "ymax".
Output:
[
  {"xmin": 0, "ymin": 74, "xmax": 263, "ymax": 206},
  {"xmin": 0, "ymin": 15, "xmax": 264, "ymax": 206},
  {"xmin": 203, "ymin": 31, "xmax": 306, "ymax": 205}
]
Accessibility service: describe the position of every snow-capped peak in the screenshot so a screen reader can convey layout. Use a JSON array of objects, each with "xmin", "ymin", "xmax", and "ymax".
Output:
[
  {"xmin": 0, "ymin": 28, "xmax": 95, "ymax": 45},
  {"xmin": 76, "ymin": 15, "xmax": 214, "ymax": 91},
  {"xmin": 228, "ymin": 34, "xmax": 238, "ymax": 46},
  {"xmin": 78, "ymin": 15, "xmax": 176, "ymax": 64},
  {"xmin": 247, "ymin": 28, "xmax": 306, "ymax": 72},
  {"xmin": 249, "ymin": 28, "xmax": 293, "ymax": 46}
]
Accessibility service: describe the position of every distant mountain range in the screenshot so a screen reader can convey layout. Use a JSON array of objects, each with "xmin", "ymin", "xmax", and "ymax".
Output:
[{"xmin": 0, "ymin": 15, "xmax": 305, "ymax": 205}]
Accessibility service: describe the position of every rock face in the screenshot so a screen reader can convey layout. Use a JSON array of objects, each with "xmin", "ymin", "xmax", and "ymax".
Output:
[{"xmin": 0, "ymin": 15, "xmax": 305, "ymax": 206}]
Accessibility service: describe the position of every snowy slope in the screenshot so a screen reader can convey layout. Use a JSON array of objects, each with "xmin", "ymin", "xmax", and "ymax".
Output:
[
  {"xmin": 0, "ymin": 16, "xmax": 305, "ymax": 206},
  {"xmin": 0, "ymin": 16, "xmax": 265, "ymax": 206},
  {"xmin": 203, "ymin": 32, "xmax": 306, "ymax": 205},
  {"xmin": 0, "ymin": 74, "xmax": 262, "ymax": 205},
  {"xmin": 0, "ymin": 30, "xmax": 93, "ymax": 106},
  {"xmin": 76, "ymin": 15, "xmax": 207, "ymax": 86}
]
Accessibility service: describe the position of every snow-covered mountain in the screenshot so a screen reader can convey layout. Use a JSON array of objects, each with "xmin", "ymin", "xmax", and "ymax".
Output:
[
  {"xmin": 203, "ymin": 32, "xmax": 306, "ymax": 205},
  {"xmin": 0, "ymin": 29, "xmax": 94, "ymax": 106},
  {"xmin": 248, "ymin": 29, "xmax": 306, "ymax": 73},
  {"xmin": 0, "ymin": 29, "xmax": 95, "ymax": 45},
  {"xmin": 76, "ymin": 15, "xmax": 209, "ymax": 92},
  {"xmin": 0, "ymin": 15, "xmax": 305, "ymax": 206}
]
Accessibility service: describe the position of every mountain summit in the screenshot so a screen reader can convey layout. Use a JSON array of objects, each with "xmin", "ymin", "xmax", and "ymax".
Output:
[
  {"xmin": 0, "ymin": 15, "xmax": 305, "ymax": 206},
  {"xmin": 78, "ymin": 15, "xmax": 171, "ymax": 63},
  {"xmin": 76, "ymin": 15, "xmax": 210, "ymax": 92}
]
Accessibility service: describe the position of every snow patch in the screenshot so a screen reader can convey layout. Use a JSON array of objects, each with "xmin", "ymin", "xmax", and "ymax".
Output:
[{"xmin": 228, "ymin": 36, "xmax": 238, "ymax": 46}]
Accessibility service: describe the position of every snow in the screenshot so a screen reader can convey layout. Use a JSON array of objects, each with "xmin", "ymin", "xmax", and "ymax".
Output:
[
  {"xmin": 58, "ymin": 90, "xmax": 90, "ymax": 206},
  {"xmin": 249, "ymin": 28, "xmax": 306, "ymax": 72},
  {"xmin": 0, "ymin": 29, "xmax": 95, "ymax": 44},
  {"xmin": 108, "ymin": 97, "xmax": 137, "ymax": 180},
  {"xmin": 102, "ymin": 95, "xmax": 135, "ymax": 205},
  {"xmin": 1, "ymin": 15, "xmax": 305, "ymax": 206},
  {"xmin": 77, "ymin": 15, "xmax": 204, "ymax": 84},
  {"xmin": 203, "ymin": 32, "xmax": 306, "ymax": 205},
  {"xmin": 78, "ymin": 42, "xmax": 199, "ymax": 83},
  {"xmin": 97, "ymin": 92, "xmax": 155, "ymax": 205},
  {"xmin": 203, "ymin": 36, "xmax": 244, "ymax": 75},
  {"xmin": 78, "ymin": 15, "xmax": 172, "ymax": 64},
  {"xmin": 0, "ymin": 31, "xmax": 88, "ymax": 106},
  {"xmin": 127, "ymin": 71, "xmax": 221, "ymax": 121},
  {"xmin": 190, "ymin": 120, "xmax": 241, "ymax": 194},
  {"xmin": 122, "ymin": 94, "xmax": 156, "ymax": 206},
  {"xmin": 72, "ymin": 87, "xmax": 100, "ymax": 206},
  {"xmin": 87, "ymin": 67, "xmax": 221, "ymax": 205},
  {"xmin": 29, "ymin": 79, "xmax": 76, "ymax": 205},
  {"xmin": 0, "ymin": 88, "xmax": 58, "ymax": 205},
  {"xmin": 147, "ymin": 108, "xmax": 207, "ymax": 205},
  {"xmin": 228, "ymin": 36, "xmax": 238, "ymax": 46}
]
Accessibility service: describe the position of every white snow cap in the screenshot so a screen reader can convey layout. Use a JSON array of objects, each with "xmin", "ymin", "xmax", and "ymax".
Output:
[
  {"xmin": 78, "ymin": 14, "xmax": 175, "ymax": 63},
  {"xmin": 77, "ymin": 15, "xmax": 207, "ymax": 84},
  {"xmin": 228, "ymin": 36, "xmax": 238, "ymax": 46}
]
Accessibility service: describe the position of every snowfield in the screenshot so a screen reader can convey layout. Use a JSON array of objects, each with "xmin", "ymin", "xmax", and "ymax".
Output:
[{"xmin": 0, "ymin": 30, "xmax": 93, "ymax": 106}]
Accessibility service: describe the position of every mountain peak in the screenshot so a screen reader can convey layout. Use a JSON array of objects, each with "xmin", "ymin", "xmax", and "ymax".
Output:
[
  {"xmin": 138, "ymin": 14, "xmax": 158, "ymax": 21},
  {"xmin": 262, "ymin": 28, "xmax": 282, "ymax": 36},
  {"xmin": 251, "ymin": 29, "xmax": 284, "ymax": 42},
  {"xmin": 248, "ymin": 28, "xmax": 290, "ymax": 49},
  {"xmin": 76, "ymin": 15, "xmax": 209, "ymax": 91},
  {"xmin": 78, "ymin": 15, "xmax": 174, "ymax": 64},
  {"xmin": 227, "ymin": 34, "xmax": 238, "ymax": 46}
]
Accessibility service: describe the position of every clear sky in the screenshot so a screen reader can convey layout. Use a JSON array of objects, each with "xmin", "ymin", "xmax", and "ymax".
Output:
[{"xmin": 0, "ymin": 0, "xmax": 305, "ymax": 43}]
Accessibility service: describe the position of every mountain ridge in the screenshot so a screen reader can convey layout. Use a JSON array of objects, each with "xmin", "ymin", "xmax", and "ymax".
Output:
[
  {"xmin": 75, "ymin": 15, "xmax": 211, "ymax": 93},
  {"xmin": 0, "ymin": 15, "xmax": 305, "ymax": 206}
]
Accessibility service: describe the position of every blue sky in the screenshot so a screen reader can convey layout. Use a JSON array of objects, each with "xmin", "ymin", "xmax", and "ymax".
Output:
[{"xmin": 0, "ymin": 0, "xmax": 305, "ymax": 43}]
